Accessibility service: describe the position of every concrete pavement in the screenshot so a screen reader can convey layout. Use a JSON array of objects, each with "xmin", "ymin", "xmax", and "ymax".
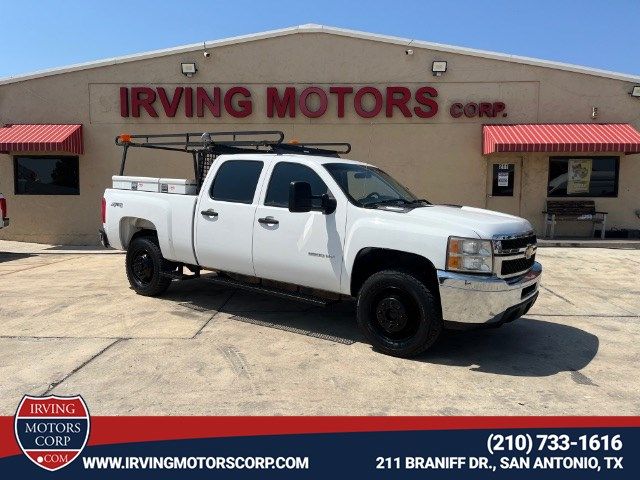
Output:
[{"xmin": 0, "ymin": 244, "xmax": 638, "ymax": 415}]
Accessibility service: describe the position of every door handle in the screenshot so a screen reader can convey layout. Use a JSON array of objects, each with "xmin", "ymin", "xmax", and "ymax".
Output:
[
  {"xmin": 201, "ymin": 209, "xmax": 218, "ymax": 217},
  {"xmin": 258, "ymin": 216, "xmax": 279, "ymax": 225}
]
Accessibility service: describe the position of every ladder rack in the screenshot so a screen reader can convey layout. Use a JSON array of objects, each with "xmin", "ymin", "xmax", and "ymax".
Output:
[{"xmin": 114, "ymin": 130, "xmax": 352, "ymax": 191}]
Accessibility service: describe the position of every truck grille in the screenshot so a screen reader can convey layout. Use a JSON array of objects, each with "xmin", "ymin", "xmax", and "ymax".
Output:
[
  {"xmin": 493, "ymin": 231, "xmax": 537, "ymax": 278},
  {"xmin": 495, "ymin": 233, "xmax": 536, "ymax": 253},
  {"xmin": 500, "ymin": 255, "xmax": 536, "ymax": 276}
]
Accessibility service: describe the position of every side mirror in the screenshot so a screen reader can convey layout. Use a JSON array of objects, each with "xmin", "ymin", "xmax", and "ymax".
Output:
[
  {"xmin": 321, "ymin": 194, "xmax": 337, "ymax": 214},
  {"xmin": 289, "ymin": 181, "xmax": 313, "ymax": 212}
]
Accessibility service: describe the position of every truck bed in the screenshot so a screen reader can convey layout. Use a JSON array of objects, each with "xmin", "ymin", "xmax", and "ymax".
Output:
[{"xmin": 104, "ymin": 177, "xmax": 199, "ymax": 264}]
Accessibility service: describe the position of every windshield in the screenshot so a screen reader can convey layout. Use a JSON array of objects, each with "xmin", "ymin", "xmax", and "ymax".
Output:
[{"xmin": 324, "ymin": 163, "xmax": 428, "ymax": 208}]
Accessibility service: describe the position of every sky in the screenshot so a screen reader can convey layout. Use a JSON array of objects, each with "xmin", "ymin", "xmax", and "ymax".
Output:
[{"xmin": 1, "ymin": 0, "xmax": 639, "ymax": 78}]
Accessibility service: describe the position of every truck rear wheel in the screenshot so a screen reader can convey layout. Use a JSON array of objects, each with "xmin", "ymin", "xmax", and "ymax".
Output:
[
  {"xmin": 126, "ymin": 236, "xmax": 173, "ymax": 296},
  {"xmin": 357, "ymin": 270, "xmax": 442, "ymax": 358}
]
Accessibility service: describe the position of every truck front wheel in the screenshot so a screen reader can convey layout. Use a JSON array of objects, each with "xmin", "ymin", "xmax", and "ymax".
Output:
[
  {"xmin": 126, "ymin": 236, "xmax": 173, "ymax": 296},
  {"xmin": 357, "ymin": 270, "xmax": 442, "ymax": 357}
]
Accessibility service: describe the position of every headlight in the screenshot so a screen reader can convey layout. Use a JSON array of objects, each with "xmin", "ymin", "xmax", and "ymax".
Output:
[{"xmin": 446, "ymin": 237, "xmax": 493, "ymax": 273}]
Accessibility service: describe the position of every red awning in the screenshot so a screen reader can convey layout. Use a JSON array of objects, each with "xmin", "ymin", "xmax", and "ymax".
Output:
[
  {"xmin": 483, "ymin": 123, "xmax": 640, "ymax": 155},
  {"xmin": 0, "ymin": 124, "xmax": 83, "ymax": 154}
]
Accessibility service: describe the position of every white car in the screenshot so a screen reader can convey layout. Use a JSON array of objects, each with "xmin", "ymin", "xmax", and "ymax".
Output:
[
  {"xmin": 101, "ymin": 131, "xmax": 541, "ymax": 357},
  {"xmin": 0, "ymin": 193, "xmax": 8, "ymax": 228}
]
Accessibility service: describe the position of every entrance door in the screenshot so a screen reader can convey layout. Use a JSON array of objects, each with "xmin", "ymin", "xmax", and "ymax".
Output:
[{"xmin": 485, "ymin": 159, "xmax": 522, "ymax": 216}]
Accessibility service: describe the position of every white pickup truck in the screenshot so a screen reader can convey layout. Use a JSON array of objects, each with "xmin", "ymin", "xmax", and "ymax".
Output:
[
  {"xmin": 101, "ymin": 131, "xmax": 541, "ymax": 357},
  {"xmin": 0, "ymin": 193, "xmax": 8, "ymax": 229}
]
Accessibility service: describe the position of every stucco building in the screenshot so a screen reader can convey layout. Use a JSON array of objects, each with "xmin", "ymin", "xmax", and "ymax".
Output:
[{"xmin": 1, "ymin": 24, "xmax": 639, "ymax": 245}]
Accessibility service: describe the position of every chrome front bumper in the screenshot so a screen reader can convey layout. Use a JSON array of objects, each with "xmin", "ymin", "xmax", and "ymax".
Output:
[{"xmin": 437, "ymin": 262, "xmax": 542, "ymax": 327}]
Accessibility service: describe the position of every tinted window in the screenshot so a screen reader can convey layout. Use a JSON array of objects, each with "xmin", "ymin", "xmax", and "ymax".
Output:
[
  {"xmin": 265, "ymin": 162, "xmax": 329, "ymax": 208},
  {"xmin": 548, "ymin": 157, "xmax": 619, "ymax": 197},
  {"xmin": 210, "ymin": 160, "xmax": 263, "ymax": 203},
  {"xmin": 14, "ymin": 156, "xmax": 79, "ymax": 195}
]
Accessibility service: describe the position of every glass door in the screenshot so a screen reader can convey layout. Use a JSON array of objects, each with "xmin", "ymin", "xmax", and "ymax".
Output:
[{"xmin": 485, "ymin": 159, "xmax": 521, "ymax": 216}]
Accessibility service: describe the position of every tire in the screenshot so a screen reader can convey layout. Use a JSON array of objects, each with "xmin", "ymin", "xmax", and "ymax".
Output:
[
  {"xmin": 357, "ymin": 270, "xmax": 442, "ymax": 358},
  {"xmin": 125, "ymin": 236, "xmax": 173, "ymax": 296}
]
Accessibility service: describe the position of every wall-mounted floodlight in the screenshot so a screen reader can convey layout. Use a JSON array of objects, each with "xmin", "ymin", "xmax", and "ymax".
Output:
[
  {"xmin": 181, "ymin": 63, "xmax": 197, "ymax": 77},
  {"xmin": 631, "ymin": 86, "xmax": 640, "ymax": 97},
  {"xmin": 431, "ymin": 61, "xmax": 447, "ymax": 76}
]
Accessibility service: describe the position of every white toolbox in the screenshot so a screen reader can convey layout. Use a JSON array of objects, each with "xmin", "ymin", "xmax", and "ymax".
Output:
[
  {"xmin": 159, "ymin": 178, "xmax": 197, "ymax": 195},
  {"xmin": 112, "ymin": 176, "xmax": 160, "ymax": 192}
]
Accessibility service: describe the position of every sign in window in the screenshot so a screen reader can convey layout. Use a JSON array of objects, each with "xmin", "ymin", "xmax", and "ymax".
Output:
[
  {"xmin": 548, "ymin": 156, "xmax": 619, "ymax": 197},
  {"xmin": 492, "ymin": 163, "xmax": 515, "ymax": 196}
]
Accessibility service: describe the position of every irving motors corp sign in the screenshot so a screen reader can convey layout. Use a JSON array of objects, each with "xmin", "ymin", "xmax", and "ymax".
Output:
[{"xmin": 118, "ymin": 86, "xmax": 508, "ymax": 120}]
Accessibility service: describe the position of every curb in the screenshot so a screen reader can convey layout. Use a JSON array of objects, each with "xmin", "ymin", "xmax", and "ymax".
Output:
[{"xmin": 537, "ymin": 239, "xmax": 640, "ymax": 249}]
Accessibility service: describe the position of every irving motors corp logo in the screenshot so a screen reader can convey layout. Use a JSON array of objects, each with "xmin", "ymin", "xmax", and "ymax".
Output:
[{"xmin": 14, "ymin": 395, "xmax": 90, "ymax": 471}]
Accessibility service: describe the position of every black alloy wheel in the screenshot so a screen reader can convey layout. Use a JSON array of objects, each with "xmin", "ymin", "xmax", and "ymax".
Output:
[
  {"xmin": 357, "ymin": 270, "xmax": 442, "ymax": 357},
  {"xmin": 131, "ymin": 250, "xmax": 154, "ymax": 286},
  {"xmin": 125, "ymin": 236, "xmax": 173, "ymax": 296},
  {"xmin": 372, "ymin": 288, "xmax": 419, "ymax": 341}
]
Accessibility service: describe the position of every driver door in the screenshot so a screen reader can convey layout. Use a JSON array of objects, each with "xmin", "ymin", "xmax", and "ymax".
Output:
[{"xmin": 252, "ymin": 161, "xmax": 347, "ymax": 292}]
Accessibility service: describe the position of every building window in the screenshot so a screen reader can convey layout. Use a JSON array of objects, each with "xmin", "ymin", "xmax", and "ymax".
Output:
[
  {"xmin": 547, "ymin": 156, "xmax": 619, "ymax": 198},
  {"xmin": 14, "ymin": 156, "xmax": 80, "ymax": 195}
]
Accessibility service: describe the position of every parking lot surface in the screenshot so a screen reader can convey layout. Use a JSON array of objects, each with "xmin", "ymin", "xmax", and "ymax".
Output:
[{"xmin": 0, "ymin": 245, "xmax": 638, "ymax": 415}]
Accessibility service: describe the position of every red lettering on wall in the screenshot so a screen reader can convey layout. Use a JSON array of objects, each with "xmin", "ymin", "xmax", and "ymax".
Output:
[
  {"xmin": 131, "ymin": 87, "xmax": 158, "ymax": 117},
  {"xmin": 329, "ymin": 86, "xmax": 353, "ymax": 118},
  {"xmin": 449, "ymin": 101, "xmax": 507, "ymax": 118},
  {"xmin": 464, "ymin": 102, "xmax": 478, "ymax": 117},
  {"xmin": 119, "ymin": 87, "xmax": 129, "ymax": 117},
  {"xmin": 414, "ymin": 86, "xmax": 438, "ymax": 118},
  {"xmin": 157, "ymin": 87, "xmax": 184, "ymax": 117},
  {"xmin": 196, "ymin": 87, "xmax": 221, "ymax": 117},
  {"xmin": 385, "ymin": 86, "xmax": 412, "ymax": 117},
  {"xmin": 267, "ymin": 87, "xmax": 296, "ymax": 118},
  {"xmin": 224, "ymin": 87, "xmax": 252, "ymax": 118},
  {"xmin": 449, "ymin": 103, "xmax": 463, "ymax": 118},
  {"xmin": 184, "ymin": 87, "xmax": 193, "ymax": 117},
  {"xmin": 478, "ymin": 102, "xmax": 493, "ymax": 118},
  {"xmin": 299, "ymin": 87, "xmax": 328, "ymax": 118},
  {"xmin": 117, "ymin": 84, "xmax": 507, "ymax": 120},
  {"xmin": 493, "ymin": 102, "xmax": 506, "ymax": 117},
  {"xmin": 354, "ymin": 87, "xmax": 383, "ymax": 118}
]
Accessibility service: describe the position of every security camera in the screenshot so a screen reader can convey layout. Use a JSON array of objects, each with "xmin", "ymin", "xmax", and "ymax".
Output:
[
  {"xmin": 405, "ymin": 49, "xmax": 414, "ymax": 56},
  {"xmin": 203, "ymin": 51, "xmax": 211, "ymax": 58}
]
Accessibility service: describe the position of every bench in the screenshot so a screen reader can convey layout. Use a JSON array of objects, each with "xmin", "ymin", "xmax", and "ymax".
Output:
[{"xmin": 542, "ymin": 200, "xmax": 607, "ymax": 239}]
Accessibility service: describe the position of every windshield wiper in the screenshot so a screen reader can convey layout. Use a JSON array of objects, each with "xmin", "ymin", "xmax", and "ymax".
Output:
[
  {"xmin": 364, "ymin": 198, "xmax": 432, "ymax": 209},
  {"xmin": 406, "ymin": 198, "xmax": 431, "ymax": 206},
  {"xmin": 364, "ymin": 198, "xmax": 410, "ymax": 207}
]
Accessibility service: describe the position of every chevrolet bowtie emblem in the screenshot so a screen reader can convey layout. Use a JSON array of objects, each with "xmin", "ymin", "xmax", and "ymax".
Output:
[{"xmin": 525, "ymin": 245, "xmax": 535, "ymax": 259}]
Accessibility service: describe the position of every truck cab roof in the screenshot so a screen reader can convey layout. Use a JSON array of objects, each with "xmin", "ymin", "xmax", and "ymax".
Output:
[{"xmin": 215, "ymin": 152, "xmax": 371, "ymax": 167}]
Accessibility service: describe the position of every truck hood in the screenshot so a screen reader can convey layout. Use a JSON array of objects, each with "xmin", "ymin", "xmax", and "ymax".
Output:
[{"xmin": 404, "ymin": 204, "xmax": 533, "ymax": 238}]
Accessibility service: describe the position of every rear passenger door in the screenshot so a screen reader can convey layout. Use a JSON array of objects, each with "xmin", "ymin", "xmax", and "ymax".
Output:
[
  {"xmin": 195, "ymin": 159, "xmax": 266, "ymax": 275},
  {"xmin": 252, "ymin": 161, "xmax": 346, "ymax": 292}
]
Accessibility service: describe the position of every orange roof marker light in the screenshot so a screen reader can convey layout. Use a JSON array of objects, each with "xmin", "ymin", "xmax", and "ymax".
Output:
[
  {"xmin": 289, "ymin": 139, "xmax": 299, "ymax": 144},
  {"xmin": 118, "ymin": 134, "xmax": 132, "ymax": 143}
]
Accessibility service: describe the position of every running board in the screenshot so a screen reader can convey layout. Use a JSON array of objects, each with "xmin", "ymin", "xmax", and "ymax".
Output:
[
  {"xmin": 161, "ymin": 265, "xmax": 201, "ymax": 281},
  {"xmin": 203, "ymin": 275, "xmax": 331, "ymax": 307}
]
